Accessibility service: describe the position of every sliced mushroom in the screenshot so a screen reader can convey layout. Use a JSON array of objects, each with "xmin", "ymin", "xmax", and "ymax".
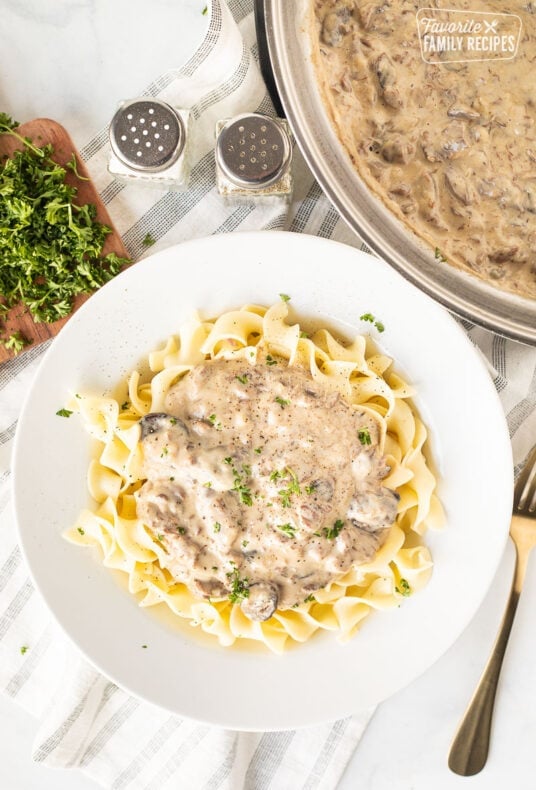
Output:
[
  {"xmin": 191, "ymin": 578, "xmax": 229, "ymax": 599},
  {"xmin": 139, "ymin": 413, "xmax": 188, "ymax": 440},
  {"xmin": 358, "ymin": 3, "xmax": 382, "ymax": 30},
  {"xmin": 309, "ymin": 478, "xmax": 335, "ymax": 500},
  {"xmin": 488, "ymin": 246, "xmax": 520, "ymax": 264},
  {"xmin": 373, "ymin": 53, "xmax": 403, "ymax": 110},
  {"xmin": 415, "ymin": 172, "xmax": 449, "ymax": 231},
  {"xmin": 381, "ymin": 135, "xmax": 415, "ymax": 165},
  {"xmin": 421, "ymin": 122, "xmax": 469, "ymax": 162},
  {"xmin": 321, "ymin": 4, "xmax": 354, "ymax": 48},
  {"xmin": 299, "ymin": 478, "xmax": 335, "ymax": 530},
  {"xmin": 347, "ymin": 486, "xmax": 399, "ymax": 531},
  {"xmin": 240, "ymin": 582, "xmax": 279, "ymax": 621},
  {"xmin": 447, "ymin": 104, "xmax": 481, "ymax": 122},
  {"xmin": 445, "ymin": 168, "xmax": 477, "ymax": 206}
]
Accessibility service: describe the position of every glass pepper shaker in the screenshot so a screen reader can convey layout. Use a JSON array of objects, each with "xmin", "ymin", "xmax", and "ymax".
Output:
[
  {"xmin": 215, "ymin": 113, "xmax": 293, "ymax": 204},
  {"xmin": 108, "ymin": 98, "xmax": 191, "ymax": 190}
]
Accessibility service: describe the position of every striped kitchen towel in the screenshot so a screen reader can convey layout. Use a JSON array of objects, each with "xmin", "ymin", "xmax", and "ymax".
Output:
[{"xmin": 1, "ymin": 0, "xmax": 535, "ymax": 788}]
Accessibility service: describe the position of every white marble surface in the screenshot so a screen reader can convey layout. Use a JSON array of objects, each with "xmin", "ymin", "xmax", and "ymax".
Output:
[{"xmin": 1, "ymin": 2, "xmax": 535, "ymax": 789}]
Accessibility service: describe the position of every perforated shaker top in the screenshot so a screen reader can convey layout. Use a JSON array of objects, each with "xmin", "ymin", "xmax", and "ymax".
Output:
[
  {"xmin": 216, "ymin": 114, "xmax": 291, "ymax": 189},
  {"xmin": 109, "ymin": 99, "xmax": 185, "ymax": 172}
]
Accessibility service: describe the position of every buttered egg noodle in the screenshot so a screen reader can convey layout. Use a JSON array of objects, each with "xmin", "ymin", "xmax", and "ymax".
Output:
[{"xmin": 65, "ymin": 302, "xmax": 443, "ymax": 653}]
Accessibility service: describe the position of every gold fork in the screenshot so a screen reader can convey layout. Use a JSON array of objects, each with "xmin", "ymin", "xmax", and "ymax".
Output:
[{"xmin": 448, "ymin": 444, "xmax": 536, "ymax": 776}]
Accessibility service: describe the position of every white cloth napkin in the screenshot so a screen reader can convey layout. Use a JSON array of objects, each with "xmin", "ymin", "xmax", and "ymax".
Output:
[{"xmin": 1, "ymin": 0, "xmax": 535, "ymax": 788}]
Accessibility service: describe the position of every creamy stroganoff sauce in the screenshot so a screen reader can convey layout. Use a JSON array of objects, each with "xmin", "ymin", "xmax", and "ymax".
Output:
[
  {"xmin": 312, "ymin": 1, "xmax": 536, "ymax": 299},
  {"xmin": 136, "ymin": 357, "xmax": 399, "ymax": 621}
]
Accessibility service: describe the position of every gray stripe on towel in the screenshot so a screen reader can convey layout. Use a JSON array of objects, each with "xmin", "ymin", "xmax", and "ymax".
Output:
[
  {"xmin": 79, "ymin": 692, "xmax": 140, "ymax": 767},
  {"xmin": 507, "ymin": 362, "xmax": 536, "ymax": 438},
  {"xmin": 0, "ymin": 421, "xmax": 17, "ymax": 448},
  {"xmin": 0, "ymin": 545, "xmax": 21, "ymax": 595},
  {"xmin": 111, "ymin": 716, "xmax": 182, "ymax": 789},
  {"xmin": 144, "ymin": 725, "xmax": 211, "ymax": 790},
  {"xmin": 302, "ymin": 718, "xmax": 351, "ymax": 790},
  {"xmin": 0, "ymin": 579, "xmax": 33, "ymax": 642},
  {"xmin": 289, "ymin": 181, "xmax": 324, "ymax": 233},
  {"xmin": 244, "ymin": 731, "xmax": 296, "ymax": 790},
  {"xmin": 0, "ymin": 341, "xmax": 48, "ymax": 391},
  {"xmin": 205, "ymin": 736, "xmax": 238, "ymax": 790},
  {"xmin": 33, "ymin": 676, "xmax": 104, "ymax": 762}
]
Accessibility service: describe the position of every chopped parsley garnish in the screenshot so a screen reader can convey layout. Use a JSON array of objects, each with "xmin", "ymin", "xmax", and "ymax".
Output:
[
  {"xmin": 242, "ymin": 539, "xmax": 249, "ymax": 547},
  {"xmin": 235, "ymin": 374, "xmax": 248, "ymax": 384},
  {"xmin": 56, "ymin": 408, "xmax": 73, "ymax": 418},
  {"xmin": 277, "ymin": 523, "xmax": 297, "ymax": 539},
  {"xmin": 299, "ymin": 330, "xmax": 309, "ymax": 339},
  {"xmin": 202, "ymin": 4, "xmax": 208, "ymax": 14},
  {"xmin": 395, "ymin": 578, "xmax": 412, "ymax": 597},
  {"xmin": 274, "ymin": 396, "xmax": 290, "ymax": 409},
  {"xmin": 304, "ymin": 594, "xmax": 315, "ymax": 603},
  {"xmin": 177, "ymin": 526, "xmax": 186, "ymax": 535},
  {"xmin": 304, "ymin": 483, "xmax": 317, "ymax": 495},
  {"xmin": 224, "ymin": 458, "xmax": 253, "ymax": 506},
  {"xmin": 169, "ymin": 417, "xmax": 177, "ymax": 425},
  {"xmin": 160, "ymin": 446, "xmax": 168, "ymax": 457},
  {"xmin": 227, "ymin": 565, "xmax": 250, "ymax": 603},
  {"xmin": 270, "ymin": 467, "xmax": 301, "ymax": 507},
  {"xmin": 77, "ymin": 527, "xmax": 85, "ymax": 536},
  {"xmin": 142, "ymin": 232, "xmax": 156, "ymax": 247},
  {"xmin": 141, "ymin": 644, "xmax": 148, "ymax": 649},
  {"xmin": 208, "ymin": 413, "xmax": 222, "ymax": 430},
  {"xmin": 66, "ymin": 152, "xmax": 89, "ymax": 181},
  {"xmin": 2, "ymin": 331, "xmax": 31, "ymax": 355},
  {"xmin": 20, "ymin": 645, "xmax": 29, "ymax": 655},
  {"xmin": 254, "ymin": 447, "xmax": 263, "ymax": 454},
  {"xmin": 279, "ymin": 293, "xmax": 291, "ymax": 302},
  {"xmin": 359, "ymin": 313, "xmax": 385, "ymax": 333},
  {"xmin": 358, "ymin": 428, "xmax": 372, "ymax": 446},
  {"xmin": 265, "ymin": 355, "xmax": 278, "ymax": 366},
  {"xmin": 121, "ymin": 401, "xmax": 129, "ymax": 410},
  {"xmin": 213, "ymin": 522, "xmax": 221, "ymax": 533},
  {"xmin": 323, "ymin": 519, "xmax": 345, "ymax": 540},
  {"xmin": 278, "ymin": 468, "xmax": 301, "ymax": 507},
  {"xmin": 435, "ymin": 247, "xmax": 447, "ymax": 263},
  {"xmin": 0, "ymin": 115, "xmax": 129, "ymax": 326}
]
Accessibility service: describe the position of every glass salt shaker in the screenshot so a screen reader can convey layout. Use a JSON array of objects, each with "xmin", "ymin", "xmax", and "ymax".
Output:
[
  {"xmin": 108, "ymin": 98, "xmax": 191, "ymax": 190},
  {"xmin": 215, "ymin": 113, "xmax": 293, "ymax": 204}
]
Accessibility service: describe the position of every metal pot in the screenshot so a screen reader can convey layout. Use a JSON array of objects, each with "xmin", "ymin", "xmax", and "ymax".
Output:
[{"xmin": 263, "ymin": 0, "xmax": 536, "ymax": 345}]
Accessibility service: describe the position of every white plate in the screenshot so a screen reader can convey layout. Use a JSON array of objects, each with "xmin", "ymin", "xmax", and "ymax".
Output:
[{"xmin": 13, "ymin": 231, "xmax": 513, "ymax": 730}]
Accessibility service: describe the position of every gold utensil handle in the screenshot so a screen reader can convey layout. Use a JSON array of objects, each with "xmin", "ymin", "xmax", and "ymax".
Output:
[
  {"xmin": 448, "ymin": 581, "xmax": 519, "ymax": 776},
  {"xmin": 449, "ymin": 517, "xmax": 533, "ymax": 776}
]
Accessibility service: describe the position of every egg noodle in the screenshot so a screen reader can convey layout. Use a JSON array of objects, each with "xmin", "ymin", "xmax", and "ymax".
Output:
[{"xmin": 64, "ymin": 301, "xmax": 444, "ymax": 654}]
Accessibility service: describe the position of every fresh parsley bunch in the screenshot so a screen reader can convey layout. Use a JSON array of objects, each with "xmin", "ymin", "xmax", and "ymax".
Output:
[{"xmin": 0, "ymin": 114, "xmax": 128, "ymax": 325}]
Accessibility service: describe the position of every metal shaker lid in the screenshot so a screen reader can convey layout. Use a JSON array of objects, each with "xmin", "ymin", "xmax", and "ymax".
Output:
[
  {"xmin": 215, "ymin": 114, "xmax": 291, "ymax": 189},
  {"xmin": 109, "ymin": 98, "xmax": 185, "ymax": 172}
]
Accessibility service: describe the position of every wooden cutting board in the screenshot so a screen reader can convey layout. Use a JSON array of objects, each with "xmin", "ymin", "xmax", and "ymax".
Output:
[{"xmin": 0, "ymin": 118, "xmax": 129, "ymax": 363}]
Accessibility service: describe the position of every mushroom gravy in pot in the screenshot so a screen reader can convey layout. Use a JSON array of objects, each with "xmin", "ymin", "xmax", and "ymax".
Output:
[
  {"xmin": 311, "ymin": 1, "xmax": 536, "ymax": 299},
  {"xmin": 136, "ymin": 358, "xmax": 399, "ymax": 622}
]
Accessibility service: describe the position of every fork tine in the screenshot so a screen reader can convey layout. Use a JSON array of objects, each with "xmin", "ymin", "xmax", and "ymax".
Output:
[{"xmin": 514, "ymin": 445, "xmax": 536, "ymax": 513}]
